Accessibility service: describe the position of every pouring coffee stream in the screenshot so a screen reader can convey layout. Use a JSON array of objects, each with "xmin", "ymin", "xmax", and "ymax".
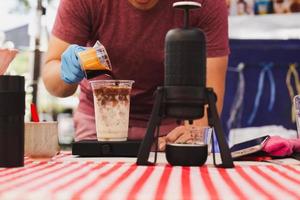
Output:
[{"xmin": 77, "ymin": 41, "xmax": 115, "ymax": 80}]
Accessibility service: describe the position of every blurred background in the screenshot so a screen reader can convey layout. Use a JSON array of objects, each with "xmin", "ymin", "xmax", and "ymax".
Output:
[
  {"xmin": 1, "ymin": 0, "xmax": 300, "ymax": 144},
  {"xmin": 0, "ymin": 0, "xmax": 76, "ymax": 145}
]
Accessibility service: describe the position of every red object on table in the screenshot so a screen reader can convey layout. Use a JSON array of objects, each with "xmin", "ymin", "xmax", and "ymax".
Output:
[
  {"xmin": 263, "ymin": 136, "xmax": 300, "ymax": 157},
  {"xmin": 30, "ymin": 103, "xmax": 40, "ymax": 122}
]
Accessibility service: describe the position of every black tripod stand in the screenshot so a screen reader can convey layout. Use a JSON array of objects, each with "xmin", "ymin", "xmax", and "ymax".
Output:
[{"xmin": 136, "ymin": 86, "xmax": 234, "ymax": 168}]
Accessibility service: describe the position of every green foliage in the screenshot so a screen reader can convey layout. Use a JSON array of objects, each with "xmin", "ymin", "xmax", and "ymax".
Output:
[
  {"xmin": 19, "ymin": 0, "xmax": 30, "ymax": 8},
  {"xmin": 8, "ymin": 51, "xmax": 31, "ymax": 74}
]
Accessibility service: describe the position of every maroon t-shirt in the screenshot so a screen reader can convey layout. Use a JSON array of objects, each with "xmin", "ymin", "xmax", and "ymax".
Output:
[{"xmin": 52, "ymin": 0, "xmax": 229, "ymax": 140}]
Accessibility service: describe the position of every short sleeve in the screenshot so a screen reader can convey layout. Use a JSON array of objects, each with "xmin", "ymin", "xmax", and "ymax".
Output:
[
  {"xmin": 197, "ymin": 0, "xmax": 230, "ymax": 58},
  {"xmin": 52, "ymin": 0, "xmax": 91, "ymax": 46}
]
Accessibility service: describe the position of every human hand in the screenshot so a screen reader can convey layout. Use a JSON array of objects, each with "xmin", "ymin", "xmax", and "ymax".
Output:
[
  {"xmin": 61, "ymin": 44, "xmax": 86, "ymax": 84},
  {"xmin": 158, "ymin": 125, "xmax": 194, "ymax": 151}
]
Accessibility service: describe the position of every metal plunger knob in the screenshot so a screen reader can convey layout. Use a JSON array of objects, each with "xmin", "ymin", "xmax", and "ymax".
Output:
[
  {"xmin": 173, "ymin": 1, "xmax": 202, "ymax": 29},
  {"xmin": 165, "ymin": 1, "xmax": 205, "ymax": 88}
]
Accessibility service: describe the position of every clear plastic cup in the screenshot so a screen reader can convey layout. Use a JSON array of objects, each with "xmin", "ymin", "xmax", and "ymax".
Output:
[{"xmin": 91, "ymin": 80, "xmax": 134, "ymax": 141}]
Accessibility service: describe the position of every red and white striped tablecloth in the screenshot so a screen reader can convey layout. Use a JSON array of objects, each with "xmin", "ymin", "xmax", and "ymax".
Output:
[{"xmin": 0, "ymin": 152, "xmax": 300, "ymax": 200}]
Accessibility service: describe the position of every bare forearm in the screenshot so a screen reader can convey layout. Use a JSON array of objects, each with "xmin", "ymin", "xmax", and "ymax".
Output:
[
  {"xmin": 193, "ymin": 95, "xmax": 225, "ymax": 127},
  {"xmin": 193, "ymin": 56, "xmax": 228, "ymax": 126},
  {"xmin": 42, "ymin": 60, "xmax": 78, "ymax": 97}
]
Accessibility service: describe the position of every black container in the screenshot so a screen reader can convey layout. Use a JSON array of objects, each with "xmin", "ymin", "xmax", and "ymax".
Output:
[
  {"xmin": 165, "ymin": 143, "xmax": 208, "ymax": 166},
  {"xmin": 165, "ymin": 28, "xmax": 206, "ymax": 87},
  {"xmin": 0, "ymin": 75, "xmax": 25, "ymax": 91},
  {"xmin": 72, "ymin": 140, "xmax": 141, "ymax": 157},
  {"xmin": 0, "ymin": 75, "xmax": 25, "ymax": 168},
  {"xmin": 163, "ymin": 3, "xmax": 206, "ymax": 119}
]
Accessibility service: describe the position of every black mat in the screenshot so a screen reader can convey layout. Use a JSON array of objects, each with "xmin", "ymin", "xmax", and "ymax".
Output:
[{"xmin": 72, "ymin": 140, "xmax": 141, "ymax": 157}]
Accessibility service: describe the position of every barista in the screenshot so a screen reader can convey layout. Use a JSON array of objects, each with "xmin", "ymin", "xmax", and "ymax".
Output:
[{"xmin": 42, "ymin": 0, "xmax": 229, "ymax": 150}]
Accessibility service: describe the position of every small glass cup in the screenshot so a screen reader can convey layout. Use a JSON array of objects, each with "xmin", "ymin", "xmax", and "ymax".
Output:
[
  {"xmin": 90, "ymin": 80, "xmax": 134, "ymax": 141},
  {"xmin": 189, "ymin": 126, "xmax": 213, "ymax": 154}
]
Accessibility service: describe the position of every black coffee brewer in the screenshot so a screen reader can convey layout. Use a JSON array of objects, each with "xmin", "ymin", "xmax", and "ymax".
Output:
[
  {"xmin": 136, "ymin": 1, "xmax": 234, "ymax": 168},
  {"xmin": 0, "ymin": 75, "xmax": 25, "ymax": 167}
]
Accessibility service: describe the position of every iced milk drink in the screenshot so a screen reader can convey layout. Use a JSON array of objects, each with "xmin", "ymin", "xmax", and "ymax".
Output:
[{"xmin": 91, "ymin": 80, "xmax": 134, "ymax": 141}]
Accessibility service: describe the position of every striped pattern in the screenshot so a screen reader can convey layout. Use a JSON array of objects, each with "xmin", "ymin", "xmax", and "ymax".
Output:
[{"xmin": 0, "ymin": 154, "xmax": 300, "ymax": 200}]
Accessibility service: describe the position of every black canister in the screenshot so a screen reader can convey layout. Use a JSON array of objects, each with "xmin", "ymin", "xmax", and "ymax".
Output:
[
  {"xmin": 164, "ymin": 2, "xmax": 206, "ymax": 119},
  {"xmin": 0, "ymin": 75, "xmax": 25, "ymax": 167}
]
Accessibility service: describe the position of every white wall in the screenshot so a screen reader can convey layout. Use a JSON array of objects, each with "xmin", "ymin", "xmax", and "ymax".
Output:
[{"xmin": 229, "ymin": 13, "xmax": 300, "ymax": 39}]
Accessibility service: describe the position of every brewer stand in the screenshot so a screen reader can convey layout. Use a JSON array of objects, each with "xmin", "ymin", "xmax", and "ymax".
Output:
[{"xmin": 136, "ymin": 86, "xmax": 235, "ymax": 168}]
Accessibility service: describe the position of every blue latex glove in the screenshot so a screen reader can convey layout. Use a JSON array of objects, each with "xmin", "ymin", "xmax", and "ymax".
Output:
[{"xmin": 61, "ymin": 44, "xmax": 86, "ymax": 84}]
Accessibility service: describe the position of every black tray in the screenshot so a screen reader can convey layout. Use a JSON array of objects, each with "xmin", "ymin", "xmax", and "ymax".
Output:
[{"xmin": 72, "ymin": 140, "xmax": 141, "ymax": 157}]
